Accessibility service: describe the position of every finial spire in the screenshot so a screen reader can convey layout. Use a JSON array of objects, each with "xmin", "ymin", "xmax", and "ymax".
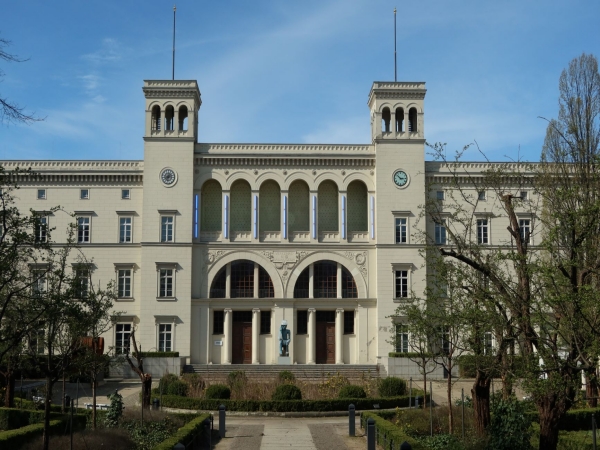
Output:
[
  {"xmin": 394, "ymin": 8, "xmax": 397, "ymax": 82},
  {"xmin": 172, "ymin": 5, "xmax": 177, "ymax": 80}
]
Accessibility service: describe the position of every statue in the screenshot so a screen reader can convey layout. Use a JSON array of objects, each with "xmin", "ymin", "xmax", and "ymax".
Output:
[{"xmin": 279, "ymin": 320, "xmax": 290, "ymax": 357}]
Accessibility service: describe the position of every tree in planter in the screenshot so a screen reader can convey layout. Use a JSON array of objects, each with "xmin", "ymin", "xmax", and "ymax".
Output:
[{"xmin": 124, "ymin": 330, "xmax": 153, "ymax": 409}]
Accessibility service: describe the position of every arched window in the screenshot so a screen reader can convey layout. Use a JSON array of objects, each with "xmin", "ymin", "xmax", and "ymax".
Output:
[
  {"xmin": 382, "ymin": 107, "xmax": 391, "ymax": 133},
  {"xmin": 230, "ymin": 180, "xmax": 251, "ymax": 236},
  {"xmin": 318, "ymin": 181, "xmax": 338, "ymax": 234},
  {"xmin": 151, "ymin": 105, "xmax": 161, "ymax": 131},
  {"xmin": 231, "ymin": 261, "xmax": 254, "ymax": 298},
  {"xmin": 289, "ymin": 180, "xmax": 310, "ymax": 233},
  {"xmin": 314, "ymin": 261, "xmax": 337, "ymax": 298},
  {"xmin": 259, "ymin": 180, "xmax": 281, "ymax": 233},
  {"xmin": 201, "ymin": 180, "xmax": 222, "ymax": 232},
  {"xmin": 165, "ymin": 105, "xmax": 175, "ymax": 131},
  {"xmin": 259, "ymin": 266, "xmax": 274, "ymax": 298},
  {"xmin": 347, "ymin": 180, "xmax": 368, "ymax": 234},
  {"xmin": 408, "ymin": 107, "xmax": 417, "ymax": 132},
  {"xmin": 395, "ymin": 108, "xmax": 404, "ymax": 132},
  {"xmin": 294, "ymin": 267, "xmax": 310, "ymax": 298},
  {"xmin": 342, "ymin": 267, "xmax": 357, "ymax": 298},
  {"xmin": 178, "ymin": 105, "xmax": 188, "ymax": 131},
  {"xmin": 210, "ymin": 267, "xmax": 226, "ymax": 298}
]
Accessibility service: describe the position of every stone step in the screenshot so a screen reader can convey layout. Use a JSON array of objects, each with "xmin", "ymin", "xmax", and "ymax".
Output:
[{"xmin": 182, "ymin": 364, "xmax": 383, "ymax": 380}]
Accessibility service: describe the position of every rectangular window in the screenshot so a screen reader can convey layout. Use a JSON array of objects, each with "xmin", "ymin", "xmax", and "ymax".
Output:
[
  {"xmin": 520, "ymin": 191, "xmax": 529, "ymax": 200},
  {"xmin": 395, "ymin": 324, "xmax": 409, "ymax": 353},
  {"xmin": 118, "ymin": 269, "xmax": 131, "ymax": 298},
  {"xmin": 161, "ymin": 216, "xmax": 174, "ymax": 242},
  {"xmin": 115, "ymin": 323, "xmax": 131, "ymax": 354},
  {"xmin": 483, "ymin": 332, "xmax": 494, "ymax": 355},
  {"xmin": 80, "ymin": 189, "xmax": 89, "ymax": 200},
  {"xmin": 32, "ymin": 270, "xmax": 46, "ymax": 297},
  {"xmin": 395, "ymin": 218, "xmax": 407, "ymax": 244},
  {"xmin": 35, "ymin": 216, "xmax": 48, "ymax": 243},
  {"xmin": 76, "ymin": 268, "xmax": 89, "ymax": 299},
  {"xmin": 395, "ymin": 270, "xmax": 408, "ymax": 299},
  {"xmin": 121, "ymin": 189, "xmax": 131, "ymax": 200},
  {"xmin": 344, "ymin": 310, "xmax": 354, "ymax": 334},
  {"xmin": 77, "ymin": 217, "xmax": 90, "ymax": 243},
  {"xmin": 159, "ymin": 324, "xmax": 172, "ymax": 352},
  {"xmin": 297, "ymin": 310, "xmax": 308, "ymax": 335},
  {"xmin": 159, "ymin": 269, "xmax": 173, "ymax": 297},
  {"xmin": 37, "ymin": 189, "xmax": 46, "ymax": 200},
  {"xmin": 477, "ymin": 219, "xmax": 489, "ymax": 245},
  {"xmin": 31, "ymin": 328, "xmax": 45, "ymax": 354},
  {"xmin": 119, "ymin": 217, "xmax": 132, "ymax": 243},
  {"xmin": 436, "ymin": 190, "xmax": 445, "ymax": 201},
  {"xmin": 519, "ymin": 219, "xmax": 531, "ymax": 244},
  {"xmin": 435, "ymin": 220, "xmax": 447, "ymax": 245},
  {"xmin": 260, "ymin": 310, "xmax": 271, "ymax": 334},
  {"xmin": 478, "ymin": 190, "xmax": 486, "ymax": 201},
  {"xmin": 440, "ymin": 326, "xmax": 451, "ymax": 355},
  {"xmin": 213, "ymin": 311, "xmax": 224, "ymax": 334}
]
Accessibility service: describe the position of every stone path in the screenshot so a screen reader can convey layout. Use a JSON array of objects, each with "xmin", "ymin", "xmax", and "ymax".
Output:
[{"xmin": 213, "ymin": 416, "xmax": 366, "ymax": 450}]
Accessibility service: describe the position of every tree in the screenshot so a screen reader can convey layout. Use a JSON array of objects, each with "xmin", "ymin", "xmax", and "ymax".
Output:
[{"xmin": 124, "ymin": 330, "xmax": 153, "ymax": 409}]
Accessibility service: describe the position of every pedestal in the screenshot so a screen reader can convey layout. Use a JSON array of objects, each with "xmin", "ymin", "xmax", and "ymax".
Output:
[{"xmin": 278, "ymin": 356, "xmax": 291, "ymax": 365}]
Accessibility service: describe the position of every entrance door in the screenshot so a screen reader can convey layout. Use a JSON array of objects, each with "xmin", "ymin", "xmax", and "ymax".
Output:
[
  {"xmin": 232, "ymin": 322, "xmax": 252, "ymax": 364},
  {"xmin": 316, "ymin": 322, "xmax": 335, "ymax": 364}
]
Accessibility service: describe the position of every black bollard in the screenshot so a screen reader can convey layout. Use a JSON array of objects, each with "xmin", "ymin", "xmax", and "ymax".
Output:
[
  {"xmin": 219, "ymin": 404, "xmax": 226, "ymax": 438},
  {"xmin": 152, "ymin": 398, "xmax": 159, "ymax": 410},
  {"xmin": 348, "ymin": 404, "xmax": 355, "ymax": 436},
  {"xmin": 203, "ymin": 417, "xmax": 211, "ymax": 449},
  {"xmin": 400, "ymin": 441, "xmax": 412, "ymax": 450},
  {"xmin": 367, "ymin": 417, "xmax": 375, "ymax": 450}
]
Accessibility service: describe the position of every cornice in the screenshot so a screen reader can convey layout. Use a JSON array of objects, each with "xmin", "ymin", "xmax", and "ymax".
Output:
[
  {"xmin": 194, "ymin": 156, "xmax": 375, "ymax": 168},
  {"xmin": 0, "ymin": 160, "xmax": 143, "ymax": 171},
  {"xmin": 196, "ymin": 143, "xmax": 374, "ymax": 154}
]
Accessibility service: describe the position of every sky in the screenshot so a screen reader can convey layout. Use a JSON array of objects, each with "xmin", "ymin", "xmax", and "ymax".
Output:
[{"xmin": 1, "ymin": 0, "xmax": 599, "ymax": 162}]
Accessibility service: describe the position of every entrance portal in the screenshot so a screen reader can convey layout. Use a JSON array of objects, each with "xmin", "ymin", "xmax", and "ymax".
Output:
[
  {"xmin": 316, "ymin": 311, "xmax": 335, "ymax": 364},
  {"xmin": 232, "ymin": 311, "xmax": 252, "ymax": 364}
]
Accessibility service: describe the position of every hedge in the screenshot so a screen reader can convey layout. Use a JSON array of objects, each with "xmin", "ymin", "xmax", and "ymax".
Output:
[
  {"xmin": 457, "ymin": 355, "xmax": 525, "ymax": 378},
  {"xmin": 158, "ymin": 394, "xmax": 428, "ymax": 412},
  {"xmin": 0, "ymin": 414, "xmax": 87, "ymax": 448},
  {"xmin": 0, "ymin": 407, "xmax": 64, "ymax": 430},
  {"xmin": 361, "ymin": 411, "xmax": 426, "ymax": 450},
  {"xmin": 525, "ymin": 406, "xmax": 600, "ymax": 431},
  {"xmin": 388, "ymin": 352, "xmax": 435, "ymax": 358},
  {"xmin": 152, "ymin": 413, "xmax": 211, "ymax": 450},
  {"xmin": 135, "ymin": 351, "xmax": 180, "ymax": 358}
]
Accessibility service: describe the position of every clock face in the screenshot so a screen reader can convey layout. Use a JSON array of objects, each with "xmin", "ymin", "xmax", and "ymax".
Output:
[
  {"xmin": 393, "ymin": 170, "xmax": 408, "ymax": 187},
  {"xmin": 160, "ymin": 168, "xmax": 177, "ymax": 186}
]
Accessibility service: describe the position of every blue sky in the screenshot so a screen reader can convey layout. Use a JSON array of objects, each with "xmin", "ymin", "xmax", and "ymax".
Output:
[{"xmin": 1, "ymin": 0, "xmax": 599, "ymax": 162}]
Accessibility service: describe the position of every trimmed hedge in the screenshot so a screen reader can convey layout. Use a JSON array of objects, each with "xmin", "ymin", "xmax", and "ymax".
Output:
[
  {"xmin": 379, "ymin": 377, "xmax": 407, "ymax": 397},
  {"xmin": 388, "ymin": 352, "xmax": 435, "ymax": 358},
  {"xmin": 338, "ymin": 385, "xmax": 366, "ymax": 399},
  {"xmin": 0, "ymin": 407, "xmax": 65, "ymax": 430},
  {"xmin": 205, "ymin": 384, "xmax": 231, "ymax": 400},
  {"xmin": 361, "ymin": 411, "xmax": 425, "ymax": 450},
  {"xmin": 136, "ymin": 351, "xmax": 180, "ymax": 358},
  {"xmin": 526, "ymin": 406, "xmax": 600, "ymax": 431},
  {"xmin": 272, "ymin": 384, "xmax": 302, "ymax": 401},
  {"xmin": 0, "ymin": 414, "xmax": 87, "ymax": 448},
  {"xmin": 152, "ymin": 413, "xmax": 211, "ymax": 450},
  {"xmin": 158, "ymin": 394, "xmax": 428, "ymax": 412}
]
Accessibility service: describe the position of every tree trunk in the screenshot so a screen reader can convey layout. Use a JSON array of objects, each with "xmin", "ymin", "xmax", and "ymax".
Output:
[
  {"xmin": 423, "ymin": 372, "xmax": 427, "ymax": 409},
  {"xmin": 3, "ymin": 370, "xmax": 15, "ymax": 408},
  {"xmin": 61, "ymin": 372, "xmax": 66, "ymax": 413},
  {"xmin": 92, "ymin": 374, "xmax": 97, "ymax": 429},
  {"xmin": 585, "ymin": 369, "xmax": 598, "ymax": 408},
  {"xmin": 42, "ymin": 377, "xmax": 55, "ymax": 450},
  {"xmin": 141, "ymin": 374, "xmax": 152, "ymax": 409},
  {"xmin": 447, "ymin": 359, "xmax": 453, "ymax": 434},
  {"xmin": 538, "ymin": 402, "xmax": 562, "ymax": 450},
  {"xmin": 471, "ymin": 370, "xmax": 491, "ymax": 434}
]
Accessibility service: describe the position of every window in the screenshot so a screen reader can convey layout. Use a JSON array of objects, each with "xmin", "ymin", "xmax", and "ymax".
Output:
[
  {"xmin": 395, "ymin": 218, "xmax": 407, "ymax": 244},
  {"xmin": 210, "ymin": 268, "xmax": 226, "ymax": 298},
  {"xmin": 213, "ymin": 311, "xmax": 224, "ymax": 334},
  {"xmin": 314, "ymin": 261, "xmax": 337, "ymax": 298},
  {"xmin": 30, "ymin": 328, "xmax": 45, "ymax": 354},
  {"xmin": 75, "ymin": 268, "xmax": 89, "ymax": 299},
  {"xmin": 77, "ymin": 217, "xmax": 90, "ymax": 243},
  {"xmin": 160, "ymin": 216, "xmax": 174, "ymax": 242},
  {"xmin": 159, "ymin": 269, "xmax": 174, "ymax": 297},
  {"xmin": 395, "ymin": 324, "xmax": 409, "ymax": 353},
  {"xmin": 519, "ymin": 219, "xmax": 531, "ymax": 244},
  {"xmin": 342, "ymin": 267, "xmax": 358, "ymax": 298},
  {"xmin": 294, "ymin": 268, "xmax": 310, "ymax": 299},
  {"xmin": 440, "ymin": 326, "xmax": 451, "ymax": 355},
  {"xmin": 520, "ymin": 191, "xmax": 529, "ymax": 201},
  {"xmin": 478, "ymin": 191, "xmax": 486, "ymax": 201},
  {"xmin": 297, "ymin": 310, "xmax": 308, "ymax": 335},
  {"xmin": 258, "ymin": 267, "xmax": 274, "ymax": 298},
  {"xmin": 158, "ymin": 324, "xmax": 172, "ymax": 352},
  {"xmin": 260, "ymin": 311, "xmax": 271, "ymax": 334},
  {"xmin": 118, "ymin": 269, "xmax": 132, "ymax": 298},
  {"xmin": 436, "ymin": 190, "xmax": 445, "ymax": 201},
  {"xmin": 119, "ymin": 217, "xmax": 132, "ymax": 243},
  {"xmin": 115, "ymin": 323, "xmax": 131, "ymax": 354},
  {"xmin": 231, "ymin": 261, "xmax": 254, "ymax": 298},
  {"xmin": 483, "ymin": 332, "xmax": 494, "ymax": 355},
  {"xmin": 32, "ymin": 270, "xmax": 46, "ymax": 297},
  {"xmin": 80, "ymin": 189, "xmax": 89, "ymax": 200},
  {"xmin": 37, "ymin": 189, "xmax": 46, "ymax": 200},
  {"xmin": 395, "ymin": 270, "xmax": 409, "ymax": 299},
  {"xmin": 121, "ymin": 189, "xmax": 131, "ymax": 200},
  {"xmin": 477, "ymin": 219, "xmax": 489, "ymax": 245},
  {"xmin": 35, "ymin": 216, "xmax": 48, "ymax": 243},
  {"xmin": 344, "ymin": 310, "xmax": 354, "ymax": 334},
  {"xmin": 435, "ymin": 220, "xmax": 447, "ymax": 245}
]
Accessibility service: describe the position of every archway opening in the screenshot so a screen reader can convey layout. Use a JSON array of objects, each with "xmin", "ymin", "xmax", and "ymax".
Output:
[
  {"xmin": 230, "ymin": 180, "xmax": 251, "ymax": 236},
  {"xmin": 289, "ymin": 180, "xmax": 310, "ymax": 233},
  {"xmin": 201, "ymin": 180, "xmax": 222, "ymax": 233},
  {"xmin": 259, "ymin": 180, "xmax": 281, "ymax": 233},
  {"xmin": 347, "ymin": 180, "xmax": 368, "ymax": 234},
  {"xmin": 318, "ymin": 181, "xmax": 338, "ymax": 235}
]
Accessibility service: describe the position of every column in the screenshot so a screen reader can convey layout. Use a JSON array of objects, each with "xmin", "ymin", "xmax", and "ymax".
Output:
[
  {"xmin": 281, "ymin": 192, "xmax": 288, "ymax": 240},
  {"xmin": 309, "ymin": 264, "xmax": 314, "ymax": 299},
  {"xmin": 253, "ymin": 263, "xmax": 259, "ymax": 298},
  {"xmin": 307, "ymin": 308, "xmax": 316, "ymax": 364},
  {"xmin": 206, "ymin": 306, "xmax": 212, "ymax": 364},
  {"xmin": 252, "ymin": 308, "xmax": 260, "ymax": 364},
  {"xmin": 222, "ymin": 191, "xmax": 230, "ymax": 241},
  {"xmin": 311, "ymin": 192, "xmax": 318, "ymax": 242},
  {"xmin": 369, "ymin": 195, "xmax": 375, "ymax": 240},
  {"xmin": 252, "ymin": 192, "xmax": 259, "ymax": 242},
  {"xmin": 335, "ymin": 308, "xmax": 344, "ymax": 364},
  {"xmin": 225, "ymin": 263, "xmax": 231, "ymax": 299},
  {"xmin": 336, "ymin": 263, "xmax": 342, "ymax": 299},
  {"xmin": 224, "ymin": 308, "xmax": 232, "ymax": 364},
  {"xmin": 340, "ymin": 192, "xmax": 347, "ymax": 241},
  {"xmin": 390, "ymin": 110, "xmax": 396, "ymax": 134}
]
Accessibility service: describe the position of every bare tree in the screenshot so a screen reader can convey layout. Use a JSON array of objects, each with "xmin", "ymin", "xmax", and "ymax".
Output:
[{"xmin": 124, "ymin": 330, "xmax": 153, "ymax": 409}]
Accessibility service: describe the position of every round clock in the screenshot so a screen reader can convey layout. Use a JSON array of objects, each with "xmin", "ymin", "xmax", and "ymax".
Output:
[
  {"xmin": 393, "ymin": 170, "xmax": 409, "ymax": 188},
  {"xmin": 160, "ymin": 168, "xmax": 177, "ymax": 186}
]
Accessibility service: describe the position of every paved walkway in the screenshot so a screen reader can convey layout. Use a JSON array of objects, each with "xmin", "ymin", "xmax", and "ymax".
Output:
[{"xmin": 213, "ymin": 416, "xmax": 365, "ymax": 450}]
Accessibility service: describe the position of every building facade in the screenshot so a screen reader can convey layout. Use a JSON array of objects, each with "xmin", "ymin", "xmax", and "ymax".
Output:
[{"xmin": 3, "ymin": 79, "xmax": 437, "ymax": 370}]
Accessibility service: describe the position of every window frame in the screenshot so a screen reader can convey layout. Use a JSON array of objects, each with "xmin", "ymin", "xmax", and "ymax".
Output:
[
  {"xmin": 296, "ymin": 310, "xmax": 308, "ymax": 335},
  {"xmin": 80, "ymin": 189, "xmax": 90, "ymax": 200},
  {"xmin": 478, "ymin": 190, "xmax": 486, "ymax": 201},
  {"xmin": 37, "ymin": 189, "xmax": 47, "ymax": 200},
  {"xmin": 35, "ymin": 215, "xmax": 48, "ymax": 243},
  {"xmin": 213, "ymin": 310, "xmax": 224, "ymax": 335},
  {"xmin": 436, "ymin": 190, "xmax": 445, "ymax": 201},
  {"xmin": 121, "ymin": 189, "xmax": 131, "ymax": 200},
  {"xmin": 158, "ymin": 323, "xmax": 173, "ymax": 352},
  {"xmin": 160, "ymin": 215, "xmax": 175, "ymax": 243},
  {"xmin": 344, "ymin": 310, "xmax": 355, "ymax": 335},
  {"xmin": 115, "ymin": 322, "xmax": 132, "ymax": 355},
  {"xmin": 119, "ymin": 216, "xmax": 133, "ymax": 243},
  {"xmin": 477, "ymin": 218, "xmax": 489, "ymax": 245},
  {"xmin": 392, "ymin": 264, "xmax": 411, "ymax": 301},
  {"xmin": 434, "ymin": 219, "xmax": 447, "ymax": 245},
  {"xmin": 74, "ymin": 266, "xmax": 90, "ymax": 300},
  {"xmin": 519, "ymin": 218, "xmax": 532, "ymax": 244},
  {"xmin": 395, "ymin": 323, "xmax": 410, "ymax": 353},
  {"xmin": 394, "ymin": 216, "xmax": 408, "ymax": 244},
  {"xmin": 76, "ymin": 216, "xmax": 91, "ymax": 244},
  {"xmin": 260, "ymin": 310, "xmax": 271, "ymax": 335},
  {"xmin": 156, "ymin": 263, "xmax": 177, "ymax": 300}
]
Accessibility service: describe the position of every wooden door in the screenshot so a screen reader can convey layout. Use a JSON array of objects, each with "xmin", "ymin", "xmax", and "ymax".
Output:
[
  {"xmin": 325, "ymin": 323, "xmax": 335, "ymax": 363},
  {"xmin": 232, "ymin": 322, "xmax": 252, "ymax": 364},
  {"xmin": 242, "ymin": 323, "xmax": 252, "ymax": 364},
  {"xmin": 316, "ymin": 322, "xmax": 336, "ymax": 364}
]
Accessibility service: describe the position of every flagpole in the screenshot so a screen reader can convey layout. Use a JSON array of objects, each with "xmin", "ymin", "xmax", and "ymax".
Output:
[
  {"xmin": 394, "ymin": 8, "xmax": 397, "ymax": 82},
  {"xmin": 172, "ymin": 5, "xmax": 176, "ymax": 80}
]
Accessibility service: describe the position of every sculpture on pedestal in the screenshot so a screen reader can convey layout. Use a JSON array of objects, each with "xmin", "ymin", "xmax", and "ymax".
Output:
[{"xmin": 279, "ymin": 320, "xmax": 290, "ymax": 357}]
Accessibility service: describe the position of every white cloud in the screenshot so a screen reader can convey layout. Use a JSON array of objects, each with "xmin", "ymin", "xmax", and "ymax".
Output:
[{"xmin": 82, "ymin": 38, "xmax": 122, "ymax": 64}]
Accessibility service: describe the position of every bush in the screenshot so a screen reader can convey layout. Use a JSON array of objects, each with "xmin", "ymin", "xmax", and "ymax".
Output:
[
  {"xmin": 278, "ymin": 370, "xmax": 296, "ymax": 383},
  {"xmin": 338, "ymin": 385, "xmax": 366, "ymax": 399},
  {"xmin": 158, "ymin": 374, "xmax": 179, "ymax": 394},
  {"xmin": 361, "ymin": 412, "xmax": 425, "ymax": 449},
  {"xmin": 105, "ymin": 390, "xmax": 124, "ymax": 428},
  {"xmin": 379, "ymin": 377, "xmax": 407, "ymax": 397},
  {"xmin": 153, "ymin": 413, "xmax": 211, "ymax": 450},
  {"xmin": 166, "ymin": 380, "xmax": 188, "ymax": 397},
  {"xmin": 272, "ymin": 384, "xmax": 302, "ymax": 401},
  {"xmin": 205, "ymin": 384, "xmax": 231, "ymax": 400},
  {"xmin": 0, "ymin": 415, "xmax": 87, "ymax": 448},
  {"xmin": 227, "ymin": 370, "xmax": 247, "ymax": 387},
  {"xmin": 488, "ymin": 396, "xmax": 533, "ymax": 450}
]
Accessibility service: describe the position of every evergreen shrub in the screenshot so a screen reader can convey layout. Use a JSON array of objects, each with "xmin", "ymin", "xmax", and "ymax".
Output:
[
  {"xmin": 205, "ymin": 384, "xmax": 231, "ymax": 400},
  {"xmin": 338, "ymin": 385, "xmax": 367, "ymax": 399},
  {"xmin": 278, "ymin": 370, "xmax": 296, "ymax": 383},
  {"xmin": 378, "ymin": 377, "xmax": 407, "ymax": 397},
  {"xmin": 271, "ymin": 384, "xmax": 302, "ymax": 401}
]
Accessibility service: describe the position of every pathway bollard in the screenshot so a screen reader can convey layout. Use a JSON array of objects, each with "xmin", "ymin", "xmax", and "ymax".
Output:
[
  {"xmin": 367, "ymin": 417, "xmax": 375, "ymax": 450},
  {"xmin": 349, "ymin": 404, "xmax": 355, "ymax": 436},
  {"xmin": 203, "ymin": 417, "xmax": 211, "ymax": 449},
  {"xmin": 400, "ymin": 442, "xmax": 412, "ymax": 450},
  {"xmin": 174, "ymin": 444, "xmax": 184, "ymax": 450},
  {"xmin": 219, "ymin": 404, "xmax": 226, "ymax": 438}
]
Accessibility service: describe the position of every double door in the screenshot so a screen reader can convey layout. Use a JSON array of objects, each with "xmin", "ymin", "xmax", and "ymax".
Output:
[
  {"xmin": 232, "ymin": 312, "xmax": 252, "ymax": 364},
  {"xmin": 316, "ymin": 311, "xmax": 335, "ymax": 364}
]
